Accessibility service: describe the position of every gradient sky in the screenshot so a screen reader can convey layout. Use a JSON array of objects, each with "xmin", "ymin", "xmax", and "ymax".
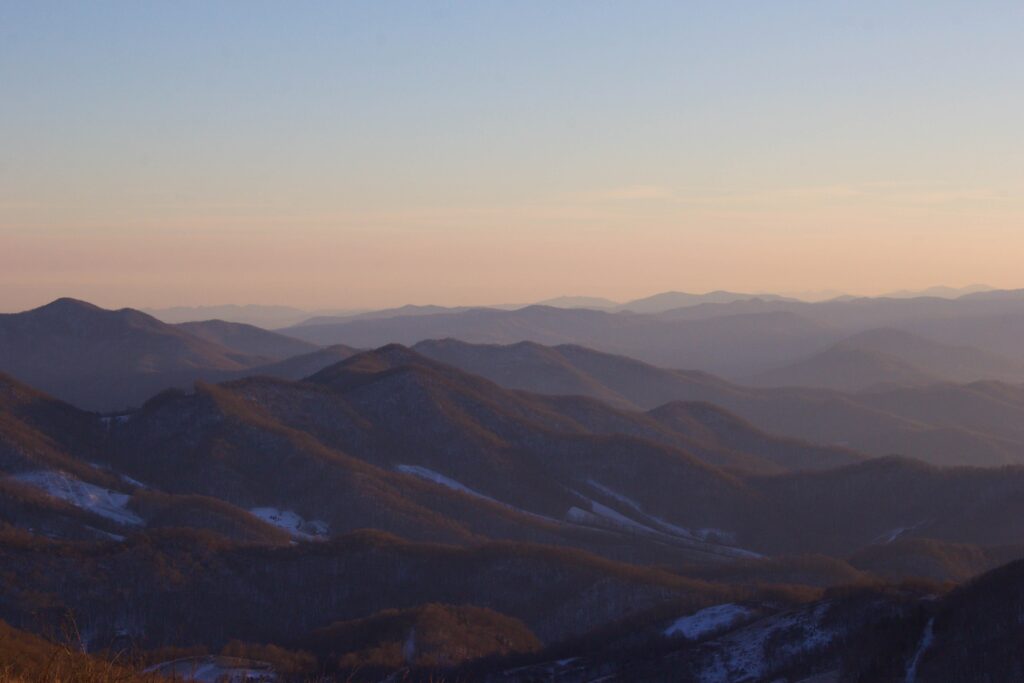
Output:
[{"xmin": 2, "ymin": 1, "xmax": 1022, "ymax": 311}]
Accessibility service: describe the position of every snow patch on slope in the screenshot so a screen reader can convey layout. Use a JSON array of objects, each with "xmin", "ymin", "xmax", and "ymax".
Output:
[
  {"xmin": 87, "ymin": 462, "xmax": 148, "ymax": 489},
  {"xmin": 586, "ymin": 479, "xmax": 760, "ymax": 558},
  {"xmin": 396, "ymin": 465, "xmax": 502, "ymax": 504},
  {"xmin": 396, "ymin": 464, "xmax": 564, "ymax": 525},
  {"xmin": 875, "ymin": 520, "xmax": 926, "ymax": 544},
  {"xmin": 589, "ymin": 479, "xmax": 711, "ymax": 538},
  {"xmin": 146, "ymin": 656, "xmax": 276, "ymax": 682},
  {"xmin": 587, "ymin": 499, "xmax": 656, "ymax": 533},
  {"xmin": 695, "ymin": 602, "xmax": 837, "ymax": 682},
  {"xmin": 665, "ymin": 604, "xmax": 753, "ymax": 640},
  {"xmin": 905, "ymin": 617, "xmax": 934, "ymax": 683},
  {"xmin": 593, "ymin": 481, "xmax": 704, "ymax": 540},
  {"xmin": 249, "ymin": 507, "xmax": 328, "ymax": 539},
  {"xmin": 119, "ymin": 473, "xmax": 148, "ymax": 488},
  {"xmin": 10, "ymin": 470, "xmax": 143, "ymax": 526}
]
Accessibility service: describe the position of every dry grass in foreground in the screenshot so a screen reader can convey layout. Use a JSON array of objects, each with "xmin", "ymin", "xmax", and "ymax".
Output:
[{"xmin": 0, "ymin": 619, "xmax": 157, "ymax": 683}]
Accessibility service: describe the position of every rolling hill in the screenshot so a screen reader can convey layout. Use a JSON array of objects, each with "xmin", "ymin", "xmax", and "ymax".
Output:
[
  {"xmin": 0, "ymin": 299, "xmax": 342, "ymax": 411},
  {"xmin": 0, "ymin": 299, "xmax": 283, "ymax": 410},
  {"xmin": 751, "ymin": 327, "xmax": 1024, "ymax": 390},
  {"xmin": 614, "ymin": 290, "xmax": 797, "ymax": 313},
  {"xmin": 751, "ymin": 345, "xmax": 939, "ymax": 391},
  {"xmin": 175, "ymin": 319, "xmax": 318, "ymax": 359},
  {"xmin": 414, "ymin": 339, "xmax": 1024, "ymax": 466},
  {"xmin": 281, "ymin": 306, "xmax": 839, "ymax": 378},
  {"xmin": 5, "ymin": 346, "xmax": 1024, "ymax": 559},
  {"xmin": 4, "ymin": 341, "xmax": 1024, "ymax": 680},
  {"xmin": 146, "ymin": 303, "xmax": 322, "ymax": 328},
  {"xmin": 653, "ymin": 293, "xmax": 1024, "ymax": 369}
]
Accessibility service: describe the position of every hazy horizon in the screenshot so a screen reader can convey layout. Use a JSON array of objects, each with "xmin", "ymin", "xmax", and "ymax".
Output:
[
  {"xmin": 4, "ymin": 2, "xmax": 1022, "ymax": 310},
  {"xmin": 0, "ymin": 281, "xmax": 1013, "ymax": 315},
  {"xmin": 7, "ymin": 5, "xmax": 1024, "ymax": 679}
]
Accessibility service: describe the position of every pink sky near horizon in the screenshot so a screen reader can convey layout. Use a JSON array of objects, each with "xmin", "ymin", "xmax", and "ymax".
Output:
[
  {"xmin": 3, "ymin": 3, "xmax": 1022, "ymax": 312},
  {"xmin": 2, "ymin": 182, "xmax": 1021, "ymax": 311}
]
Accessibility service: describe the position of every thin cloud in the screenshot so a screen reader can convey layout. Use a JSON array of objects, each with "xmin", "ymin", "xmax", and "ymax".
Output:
[
  {"xmin": 569, "ymin": 185, "xmax": 675, "ymax": 203},
  {"xmin": 672, "ymin": 183, "xmax": 1019, "ymax": 207}
]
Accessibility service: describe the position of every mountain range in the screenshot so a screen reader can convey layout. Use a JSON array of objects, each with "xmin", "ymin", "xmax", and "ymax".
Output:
[
  {"xmin": 5, "ymin": 340, "xmax": 1024, "ymax": 564},
  {"xmin": 749, "ymin": 327, "xmax": 1024, "ymax": 391},
  {"xmin": 0, "ymin": 299, "xmax": 357, "ymax": 411},
  {"xmin": 5, "ymin": 295, "xmax": 1024, "ymax": 680},
  {"xmin": 145, "ymin": 291, "xmax": 804, "ymax": 327},
  {"xmin": 277, "ymin": 290, "xmax": 1024, "ymax": 380},
  {"xmin": 414, "ymin": 338, "xmax": 1024, "ymax": 466},
  {"xmin": 6, "ymin": 299, "xmax": 1024, "ymax": 468}
]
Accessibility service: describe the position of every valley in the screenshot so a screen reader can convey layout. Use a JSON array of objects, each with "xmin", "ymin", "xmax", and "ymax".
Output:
[{"xmin": 4, "ymin": 295, "xmax": 1024, "ymax": 680}]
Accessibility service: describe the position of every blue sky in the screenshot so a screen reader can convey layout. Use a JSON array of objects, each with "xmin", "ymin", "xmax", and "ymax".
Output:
[{"xmin": 1, "ymin": 2, "xmax": 1022, "ymax": 308}]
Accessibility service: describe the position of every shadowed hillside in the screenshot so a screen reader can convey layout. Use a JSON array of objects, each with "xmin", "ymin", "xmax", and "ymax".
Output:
[
  {"xmin": 7, "ymin": 348, "xmax": 1024, "ymax": 562},
  {"xmin": 415, "ymin": 339, "xmax": 1024, "ymax": 466},
  {"xmin": 0, "ymin": 300, "xmax": 319, "ymax": 411},
  {"xmin": 176, "ymin": 319, "xmax": 318, "ymax": 359},
  {"xmin": 4, "ymin": 343, "xmax": 1024, "ymax": 680},
  {"xmin": 751, "ymin": 327, "xmax": 1024, "ymax": 390},
  {"xmin": 281, "ymin": 306, "xmax": 840, "ymax": 377}
]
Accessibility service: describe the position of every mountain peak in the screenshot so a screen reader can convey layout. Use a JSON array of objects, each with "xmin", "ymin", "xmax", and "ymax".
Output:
[
  {"xmin": 305, "ymin": 344, "xmax": 428, "ymax": 386},
  {"xmin": 35, "ymin": 297, "xmax": 104, "ymax": 313}
]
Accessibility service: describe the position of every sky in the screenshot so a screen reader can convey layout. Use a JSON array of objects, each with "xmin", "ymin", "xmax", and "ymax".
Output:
[{"xmin": 1, "ymin": 1, "xmax": 1022, "ymax": 311}]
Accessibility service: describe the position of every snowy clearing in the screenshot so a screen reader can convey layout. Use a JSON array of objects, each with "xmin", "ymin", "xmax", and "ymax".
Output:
[
  {"xmin": 589, "ymin": 499, "xmax": 658, "ymax": 533},
  {"xmin": 395, "ymin": 465, "xmax": 565, "ymax": 524},
  {"xmin": 695, "ymin": 602, "xmax": 837, "ymax": 682},
  {"xmin": 9, "ymin": 470, "xmax": 143, "ymax": 526},
  {"xmin": 395, "ymin": 464, "xmax": 503, "ymax": 504},
  {"xmin": 875, "ymin": 521, "xmax": 926, "ymax": 545},
  {"xmin": 249, "ymin": 507, "xmax": 329, "ymax": 539},
  {"xmin": 145, "ymin": 656, "xmax": 276, "ymax": 682},
  {"xmin": 664, "ymin": 603, "xmax": 754, "ymax": 639},
  {"xmin": 584, "ymin": 480, "xmax": 761, "ymax": 558}
]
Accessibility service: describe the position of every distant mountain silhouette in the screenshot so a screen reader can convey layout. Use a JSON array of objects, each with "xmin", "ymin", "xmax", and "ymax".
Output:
[
  {"xmin": 293, "ymin": 304, "xmax": 480, "ymax": 328},
  {"xmin": 615, "ymin": 290, "xmax": 798, "ymax": 313},
  {"xmin": 535, "ymin": 295, "xmax": 619, "ymax": 309},
  {"xmin": 837, "ymin": 328, "xmax": 1024, "ymax": 381},
  {"xmin": 650, "ymin": 292, "xmax": 1024, "ymax": 367},
  {"xmin": 881, "ymin": 284, "xmax": 994, "ymax": 299},
  {"xmin": 959, "ymin": 287, "xmax": 1024, "ymax": 301},
  {"xmin": 287, "ymin": 292, "xmax": 797, "ymax": 327},
  {"xmin": 281, "ymin": 306, "xmax": 838, "ymax": 378},
  {"xmin": 749, "ymin": 328, "xmax": 1024, "ymax": 390},
  {"xmin": 240, "ymin": 344, "xmax": 360, "ymax": 380},
  {"xmin": 176, "ymin": 319, "xmax": 318, "ymax": 358},
  {"xmin": 750, "ymin": 345, "xmax": 939, "ymax": 391},
  {"xmin": 0, "ymin": 299, "xmax": 324, "ymax": 411},
  {"xmin": 414, "ymin": 339, "xmax": 1024, "ymax": 466},
  {"xmin": 0, "ymin": 299, "xmax": 265, "ymax": 410},
  {"xmin": 145, "ymin": 303, "xmax": 322, "ymax": 327},
  {"xmin": 534, "ymin": 291, "xmax": 797, "ymax": 313}
]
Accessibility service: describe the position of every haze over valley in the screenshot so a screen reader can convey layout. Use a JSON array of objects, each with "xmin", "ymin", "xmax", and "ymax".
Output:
[
  {"xmin": 3, "ymin": 2, "xmax": 1024, "ymax": 681},
  {"xmin": 5, "ymin": 287, "xmax": 1024, "ymax": 680}
]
